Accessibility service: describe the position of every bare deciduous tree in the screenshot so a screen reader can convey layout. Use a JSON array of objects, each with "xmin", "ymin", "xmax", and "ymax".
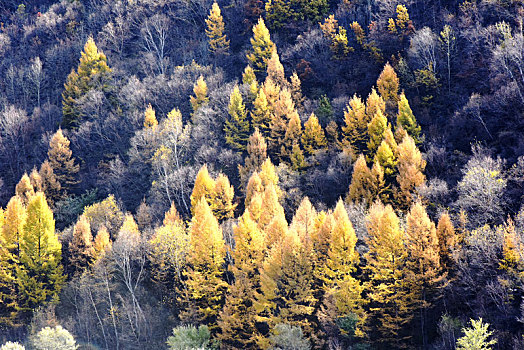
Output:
[{"xmin": 140, "ymin": 14, "xmax": 170, "ymax": 75}]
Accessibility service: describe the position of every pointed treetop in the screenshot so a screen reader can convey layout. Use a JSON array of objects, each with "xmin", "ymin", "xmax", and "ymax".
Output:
[
  {"xmin": 366, "ymin": 88, "xmax": 386, "ymax": 119},
  {"xmin": 245, "ymin": 128, "xmax": 268, "ymax": 172},
  {"xmin": 247, "ymin": 18, "xmax": 276, "ymax": 72},
  {"xmin": 397, "ymin": 93, "xmax": 421, "ymax": 144},
  {"xmin": 266, "ymin": 47, "xmax": 286, "ymax": 87},
  {"xmin": 302, "ymin": 113, "xmax": 327, "ymax": 155},
  {"xmin": 15, "ymin": 173, "xmax": 35, "ymax": 205},
  {"xmin": 189, "ymin": 197, "xmax": 225, "ymax": 266},
  {"xmin": 367, "ymin": 109, "xmax": 388, "ymax": 158},
  {"xmin": 225, "ymin": 85, "xmax": 250, "ymax": 152},
  {"xmin": 205, "ymin": 2, "xmax": 230, "ymax": 56},
  {"xmin": 243, "ymin": 65, "xmax": 257, "ymax": 86},
  {"xmin": 94, "ymin": 225, "xmax": 112, "ymax": 258},
  {"xmin": 144, "ymin": 104, "xmax": 158, "ymax": 129},
  {"xmin": 190, "ymin": 76, "xmax": 209, "ymax": 113},
  {"xmin": 190, "ymin": 164, "xmax": 216, "ymax": 214},
  {"xmin": 377, "ymin": 63, "xmax": 400, "ymax": 105},
  {"xmin": 81, "ymin": 37, "xmax": 108, "ymax": 66},
  {"xmin": 347, "ymin": 154, "xmax": 373, "ymax": 205}
]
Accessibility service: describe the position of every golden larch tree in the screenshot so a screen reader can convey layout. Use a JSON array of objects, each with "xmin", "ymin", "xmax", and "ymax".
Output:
[
  {"xmin": 38, "ymin": 160, "xmax": 61, "ymax": 206},
  {"xmin": 47, "ymin": 129, "xmax": 80, "ymax": 195},
  {"xmin": 247, "ymin": 18, "xmax": 276, "ymax": 72},
  {"xmin": 149, "ymin": 203, "xmax": 188, "ymax": 306},
  {"xmin": 322, "ymin": 200, "xmax": 366, "ymax": 338},
  {"xmin": 290, "ymin": 72, "xmax": 305, "ymax": 111},
  {"xmin": 190, "ymin": 76, "xmax": 209, "ymax": 114},
  {"xmin": 251, "ymin": 88, "xmax": 272, "ymax": 141},
  {"xmin": 270, "ymin": 88, "xmax": 297, "ymax": 156},
  {"xmin": 143, "ymin": 104, "xmax": 158, "ymax": 129},
  {"xmin": 364, "ymin": 202, "xmax": 414, "ymax": 348},
  {"xmin": 225, "ymin": 85, "xmax": 250, "ymax": 152},
  {"xmin": 239, "ymin": 128, "xmax": 268, "ymax": 186},
  {"xmin": 347, "ymin": 154, "xmax": 374, "ymax": 205},
  {"xmin": 69, "ymin": 215, "xmax": 95, "ymax": 275},
  {"xmin": 190, "ymin": 164, "xmax": 216, "ymax": 215},
  {"xmin": 17, "ymin": 193, "xmax": 65, "ymax": 318},
  {"xmin": 256, "ymin": 218, "xmax": 317, "ymax": 348},
  {"xmin": 342, "ymin": 95, "xmax": 369, "ymax": 154},
  {"xmin": 29, "ymin": 168, "xmax": 43, "ymax": 193},
  {"xmin": 205, "ymin": 2, "xmax": 230, "ymax": 56},
  {"xmin": 367, "ymin": 111, "xmax": 388, "ymax": 161},
  {"xmin": 210, "ymin": 173, "xmax": 237, "ymax": 222},
  {"xmin": 15, "ymin": 174, "xmax": 34, "ymax": 205},
  {"xmin": 396, "ymin": 93, "xmax": 421, "ymax": 144},
  {"xmin": 281, "ymin": 111, "xmax": 303, "ymax": 161},
  {"xmin": 436, "ymin": 212, "xmax": 457, "ymax": 272},
  {"xmin": 181, "ymin": 198, "xmax": 228, "ymax": 329},
  {"xmin": 266, "ymin": 48, "xmax": 286, "ymax": 87},
  {"xmin": 395, "ymin": 135, "xmax": 426, "ymax": 210},
  {"xmin": 377, "ymin": 63, "xmax": 400, "ymax": 108},
  {"xmin": 218, "ymin": 209, "xmax": 266, "ymax": 348},
  {"xmin": 243, "ymin": 65, "xmax": 259, "ymax": 102},
  {"xmin": 62, "ymin": 37, "xmax": 112, "ymax": 129},
  {"xmin": 302, "ymin": 113, "xmax": 327, "ymax": 155},
  {"xmin": 366, "ymin": 88, "xmax": 386, "ymax": 121},
  {"xmin": 93, "ymin": 225, "xmax": 112, "ymax": 260},
  {"xmin": 374, "ymin": 139, "xmax": 397, "ymax": 180},
  {"xmin": 405, "ymin": 202, "xmax": 444, "ymax": 348}
]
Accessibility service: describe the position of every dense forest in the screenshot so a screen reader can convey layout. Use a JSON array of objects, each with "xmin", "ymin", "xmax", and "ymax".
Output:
[{"xmin": 0, "ymin": 0, "xmax": 524, "ymax": 349}]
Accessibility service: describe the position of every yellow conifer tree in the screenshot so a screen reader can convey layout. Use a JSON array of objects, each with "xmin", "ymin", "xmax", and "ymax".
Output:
[
  {"xmin": 366, "ymin": 88, "xmax": 386, "ymax": 121},
  {"xmin": 149, "ymin": 203, "xmax": 188, "ymax": 305},
  {"xmin": 210, "ymin": 173, "xmax": 237, "ymax": 221},
  {"xmin": 436, "ymin": 212, "xmax": 456, "ymax": 272},
  {"xmin": 270, "ymin": 88, "xmax": 297, "ymax": 156},
  {"xmin": 347, "ymin": 154, "xmax": 373, "ymax": 205},
  {"xmin": 251, "ymin": 88, "xmax": 273, "ymax": 141},
  {"xmin": 143, "ymin": 104, "xmax": 158, "ymax": 129},
  {"xmin": 225, "ymin": 85, "xmax": 250, "ymax": 152},
  {"xmin": 239, "ymin": 128, "xmax": 268, "ymax": 187},
  {"xmin": 323, "ymin": 200, "xmax": 366, "ymax": 337},
  {"xmin": 367, "ymin": 110, "xmax": 388, "ymax": 160},
  {"xmin": 181, "ymin": 198, "xmax": 228, "ymax": 328},
  {"xmin": 190, "ymin": 164, "xmax": 216, "ymax": 215},
  {"xmin": 280, "ymin": 112, "xmax": 303, "ymax": 161},
  {"xmin": 15, "ymin": 174, "xmax": 35, "ymax": 205},
  {"xmin": 190, "ymin": 76, "xmax": 209, "ymax": 113},
  {"xmin": 247, "ymin": 18, "xmax": 276, "ymax": 72},
  {"xmin": 302, "ymin": 113, "xmax": 327, "ymax": 156},
  {"xmin": 3, "ymin": 196, "xmax": 26, "ymax": 258},
  {"xmin": 47, "ymin": 129, "xmax": 80, "ymax": 195},
  {"xmin": 377, "ymin": 63, "xmax": 400, "ymax": 108},
  {"xmin": 395, "ymin": 135, "xmax": 426, "ymax": 210},
  {"xmin": 364, "ymin": 202, "xmax": 414, "ymax": 347},
  {"xmin": 39, "ymin": 160, "xmax": 61, "ymax": 206},
  {"xmin": 69, "ymin": 215, "xmax": 95, "ymax": 275},
  {"xmin": 397, "ymin": 93, "xmax": 422, "ymax": 144},
  {"xmin": 62, "ymin": 37, "xmax": 112, "ymax": 128},
  {"xmin": 18, "ymin": 193, "xmax": 65, "ymax": 317},
  {"xmin": 218, "ymin": 209, "xmax": 266, "ymax": 348},
  {"xmin": 256, "ymin": 218, "xmax": 317, "ymax": 347},
  {"xmin": 205, "ymin": 2, "xmax": 230, "ymax": 56},
  {"xmin": 93, "ymin": 225, "xmax": 112, "ymax": 260},
  {"xmin": 342, "ymin": 95, "xmax": 369, "ymax": 154},
  {"xmin": 266, "ymin": 48, "xmax": 286, "ymax": 87},
  {"xmin": 405, "ymin": 202, "xmax": 444, "ymax": 347}
]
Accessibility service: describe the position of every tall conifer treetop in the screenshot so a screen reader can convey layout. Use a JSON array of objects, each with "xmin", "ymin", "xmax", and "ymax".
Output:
[
  {"xmin": 62, "ymin": 37, "xmax": 111, "ymax": 129},
  {"xmin": 247, "ymin": 18, "xmax": 276, "ymax": 72},
  {"xmin": 205, "ymin": 2, "xmax": 230, "ymax": 56}
]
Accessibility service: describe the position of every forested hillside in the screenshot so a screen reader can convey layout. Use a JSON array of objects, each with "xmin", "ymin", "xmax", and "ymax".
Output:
[{"xmin": 0, "ymin": 0, "xmax": 523, "ymax": 349}]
